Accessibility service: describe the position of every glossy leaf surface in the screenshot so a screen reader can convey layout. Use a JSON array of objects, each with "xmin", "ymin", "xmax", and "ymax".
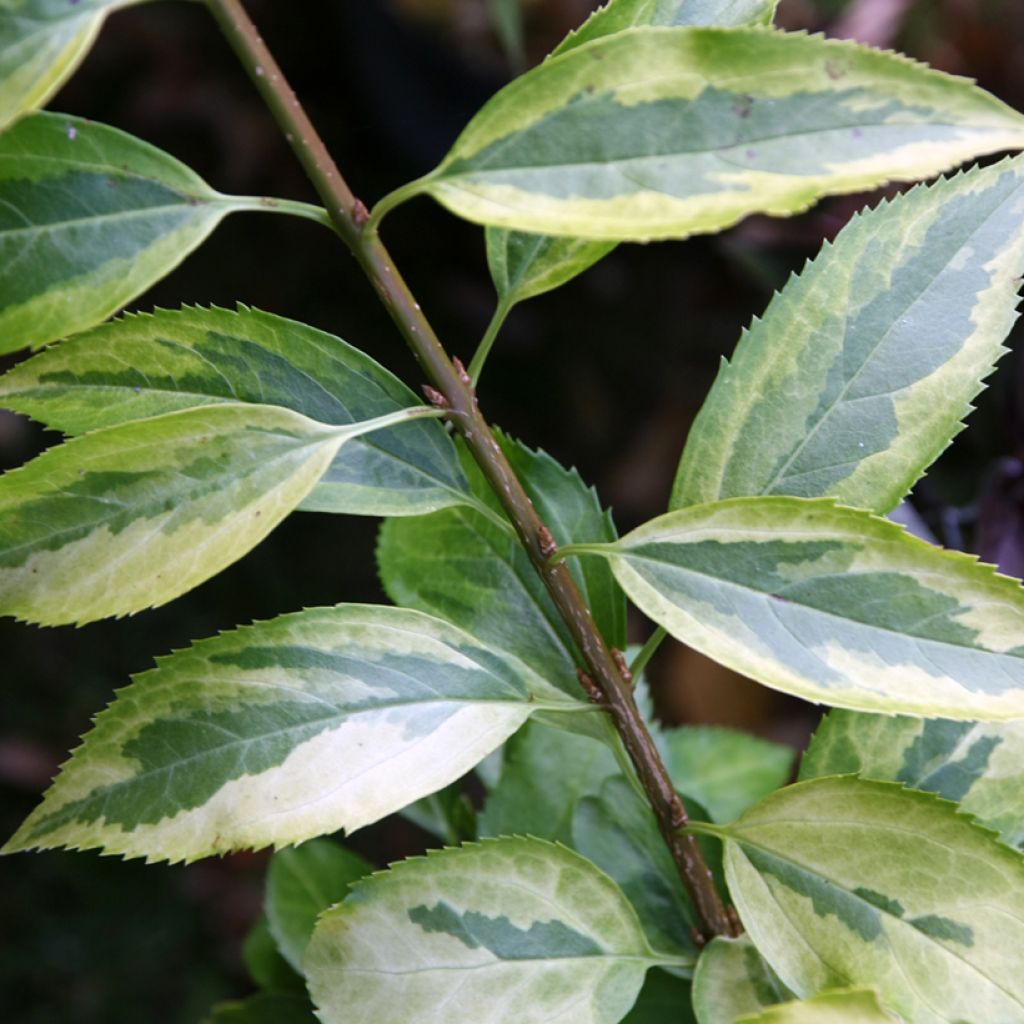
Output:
[
  {"xmin": 478, "ymin": 719, "xmax": 620, "ymax": 845},
  {"xmin": 266, "ymin": 839, "xmax": 372, "ymax": 971},
  {"xmin": 802, "ymin": 710, "xmax": 1024, "ymax": 846},
  {"xmin": 0, "ymin": 0, "xmax": 140, "ymax": 131},
  {"xmin": 713, "ymin": 777, "xmax": 1024, "ymax": 1024},
  {"xmin": 587, "ymin": 497, "xmax": 1024, "ymax": 718},
  {"xmin": 2, "ymin": 605, "xmax": 575, "ymax": 861},
  {"xmin": 410, "ymin": 28, "xmax": 1024, "ymax": 240},
  {"xmin": 674, "ymin": 157, "xmax": 1024, "ymax": 514},
  {"xmin": 692, "ymin": 935, "xmax": 791, "ymax": 1024},
  {"xmin": 305, "ymin": 837, "xmax": 669, "ymax": 1024},
  {"xmin": 379, "ymin": 434, "xmax": 625, "ymax": 693},
  {"xmin": 662, "ymin": 726, "xmax": 793, "ymax": 823},
  {"xmin": 0, "ymin": 112, "xmax": 271, "ymax": 352},
  {"xmin": 0, "ymin": 305, "xmax": 471, "ymax": 516},
  {"xmin": 573, "ymin": 776, "xmax": 700, "ymax": 957},
  {"xmin": 0, "ymin": 402, "xmax": 399, "ymax": 625}
]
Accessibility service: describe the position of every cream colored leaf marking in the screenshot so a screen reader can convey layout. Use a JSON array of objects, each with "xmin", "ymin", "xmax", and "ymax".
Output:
[
  {"xmin": 568, "ymin": 497, "xmax": 1024, "ymax": 718},
  {"xmin": 712, "ymin": 778, "xmax": 1024, "ymax": 1024},
  {"xmin": 393, "ymin": 28, "xmax": 1024, "ymax": 240},
  {"xmin": 673, "ymin": 157, "xmax": 1024, "ymax": 513},
  {"xmin": 0, "ymin": 403, "xmax": 438, "ymax": 625},
  {"xmin": 306, "ymin": 837, "xmax": 682, "ymax": 1024},
  {"xmin": 2, "ymin": 606, "xmax": 577, "ymax": 862}
]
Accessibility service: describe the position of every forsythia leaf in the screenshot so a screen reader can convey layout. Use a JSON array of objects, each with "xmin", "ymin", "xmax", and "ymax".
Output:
[
  {"xmin": 801, "ymin": 710, "xmax": 1024, "ymax": 846},
  {"xmin": 305, "ymin": 837, "xmax": 681, "ymax": 1024},
  {"xmin": 673, "ymin": 157, "xmax": 1024, "ymax": 514},
  {"xmin": 0, "ymin": 304, "xmax": 471, "ymax": 517},
  {"xmin": 706, "ymin": 777, "xmax": 1024, "ymax": 1024},
  {"xmin": 398, "ymin": 28, "xmax": 1024, "ymax": 241},
  {"xmin": 735, "ymin": 989, "xmax": 900, "ymax": 1024},
  {"xmin": 2, "ymin": 605, "xmax": 582, "ymax": 861},
  {"xmin": 692, "ymin": 935, "xmax": 792, "ymax": 1024},
  {"xmin": 569, "ymin": 496, "xmax": 1024, "ymax": 718},
  {"xmin": 0, "ymin": 0, "xmax": 143, "ymax": 131}
]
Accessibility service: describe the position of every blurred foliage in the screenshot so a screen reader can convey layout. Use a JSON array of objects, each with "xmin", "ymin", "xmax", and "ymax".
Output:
[{"xmin": 2, "ymin": 0, "xmax": 1022, "ymax": 1018}]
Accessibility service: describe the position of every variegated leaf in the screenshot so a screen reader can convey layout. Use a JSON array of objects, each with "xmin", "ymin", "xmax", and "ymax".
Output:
[
  {"xmin": 378, "ymin": 433, "xmax": 625, "ymax": 695},
  {"xmin": 0, "ymin": 112, "xmax": 319, "ymax": 353},
  {"xmin": 735, "ymin": 989, "xmax": 900, "ymax": 1024},
  {"xmin": 673, "ymin": 157, "xmax": 1024, "ymax": 515},
  {"xmin": 482, "ymin": 0, "xmax": 775, "ymax": 326},
  {"xmin": 692, "ymin": 935, "xmax": 792, "ymax": 1024},
  {"xmin": 304, "ymin": 837, "xmax": 681, "ymax": 1024},
  {"xmin": 700, "ymin": 777, "xmax": 1024, "ymax": 1024},
  {"xmin": 266, "ymin": 839, "xmax": 372, "ymax": 971},
  {"xmin": 662, "ymin": 726, "xmax": 794, "ymax": 824},
  {"xmin": 391, "ymin": 28, "xmax": 1024, "ymax": 241},
  {"xmin": 565, "ymin": 496, "xmax": 1024, "ymax": 718},
  {"xmin": 1, "ymin": 605, "xmax": 581, "ymax": 861},
  {"xmin": 0, "ymin": 402, "xmax": 432, "ymax": 626},
  {"xmin": 801, "ymin": 710, "xmax": 1024, "ymax": 846},
  {"xmin": 0, "ymin": 304, "xmax": 472, "ymax": 517},
  {"xmin": 0, "ymin": 0, "xmax": 143, "ymax": 131},
  {"xmin": 554, "ymin": 0, "xmax": 778, "ymax": 55},
  {"xmin": 573, "ymin": 776, "xmax": 701, "ymax": 957}
]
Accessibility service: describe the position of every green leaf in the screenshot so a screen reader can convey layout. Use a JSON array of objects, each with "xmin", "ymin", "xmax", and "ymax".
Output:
[
  {"xmin": 242, "ymin": 916, "xmax": 305, "ymax": 993},
  {"xmin": 621, "ymin": 969, "xmax": 696, "ymax": 1024},
  {"xmin": 266, "ymin": 839, "xmax": 373, "ymax": 971},
  {"xmin": 304, "ymin": 837, "xmax": 677, "ymax": 1024},
  {"xmin": 0, "ymin": 402, "xmax": 426, "ymax": 626},
  {"xmin": 673, "ymin": 157, "xmax": 1024, "ymax": 515},
  {"xmin": 0, "ymin": 112, "xmax": 303, "ymax": 353},
  {"xmin": 707, "ymin": 776, "xmax": 1024, "ymax": 1024},
  {"xmin": 205, "ymin": 992, "xmax": 317, "ymax": 1024},
  {"xmin": 378, "ymin": 433, "xmax": 625, "ymax": 694},
  {"xmin": 395, "ymin": 28, "xmax": 1024, "ymax": 241},
  {"xmin": 801, "ymin": 710, "xmax": 1024, "ymax": 846},
  {"xmin": 662, "ymin": 726, "xmax": 794, "ymax": 823},
  {"xmin": 736, "ymin": 989, "xmax": 900, "ymax": 1024},
  {"xmin": 0, "ymin": 304, "xmax": 472, "ymax": 517},
  {"xmin": 479, "ymin": 718, "xmax": 621, "ymax": 845},
  {"xmin": 555, "ymin": 0, "xmax": 778, "ymax": 55},
  {"xmin": 2, "ymin": 604, "xmax": 579, "ymax": 861},
  {"xmin": 573, "ymin": 776, "xmax": 700, "ymax": 957},
  {"xmin": 486, "ymin": 228, "xmax": 616, "ymax": 309},
  {"xmin": 573, "ymin": 496, "xmax": 1024, "ymax": 718},
  {"xmin": 0, "ymin": 0, "xmax": 142, "ymax": 132},
  {"xmin": 692, "ymin": 935, "xmax": 791, "ymax": 1024}
]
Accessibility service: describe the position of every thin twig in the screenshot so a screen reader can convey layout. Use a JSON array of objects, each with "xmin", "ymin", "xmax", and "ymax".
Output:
[{"xmin": 203, "ymin": 0, "xmax": 736, "ymax": 941}]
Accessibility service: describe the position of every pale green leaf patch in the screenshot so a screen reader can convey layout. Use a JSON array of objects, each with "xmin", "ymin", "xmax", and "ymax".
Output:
[
  {"xmin": 563, "ymin": 496, "xmax": 1024, "ymax": 719},
  {"xmin": 692, "ymin": 935, "xmax": 792, "ymax": 1024},
  {"xmin": 266, "ymin": 839, "xmax": 372, "ymax": 971},
  {"xmin": 2, "ymin": 605, "xmax": 585, "ymax": 862},
  {"xmin": 304, "ymin": 837, "xmax": 684, "ymax": 1024},
  {"xmin": 699, "ymin": 777, "xmax": 1024, "ymax": 1024},
  {"xmin": 802, "ymin": 709, "xmax": 1024, "ymax": 846},
  {"xmin": 0, "ymin": 0, "xmax": 145, "ymax": 132},
  {"xmin": 673, "ymin": 157, "xmax": 1024, "ymax": 514},
  {"xmin": 554, "ymin": 0, "xmax": 778, "ymax": 55},
  {"xmin": 0, "ymin": 304, "xmax": 473, "ymax": 517},
  {"xmin": 735, "ymin": 989, "xmax": 901, "ymax": 1023},
  {"xmin": 383, "ymin": 28, "xmax": 1024, "ymax": 241},
  {"xmin": 0, "ymin": 402, "xmax": 438, "ymax": 626},
  {"xmin": 0, "ymin": 112, "xmax": 327, "ymax": 353}
]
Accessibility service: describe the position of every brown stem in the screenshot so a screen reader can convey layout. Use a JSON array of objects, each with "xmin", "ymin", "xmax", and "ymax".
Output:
[{"xmin": 204, "ymin": 0, "xmax": 736, "ymax": 941}]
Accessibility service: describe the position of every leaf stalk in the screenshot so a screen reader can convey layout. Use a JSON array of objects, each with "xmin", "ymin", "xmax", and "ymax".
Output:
[{"xmin": 203, "ymin": 0, "xmax": 737, "ymax": 942}]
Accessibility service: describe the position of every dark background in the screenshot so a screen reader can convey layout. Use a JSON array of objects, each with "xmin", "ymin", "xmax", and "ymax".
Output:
[{"xmin": 2, "ymin": 1, "xmax": 1023, "ymax": 1019}]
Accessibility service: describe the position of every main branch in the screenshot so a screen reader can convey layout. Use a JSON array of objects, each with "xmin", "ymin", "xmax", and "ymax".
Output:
[{"xmin": 205, "ymin": 0, "xmax": 735, "ymax": 941}]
